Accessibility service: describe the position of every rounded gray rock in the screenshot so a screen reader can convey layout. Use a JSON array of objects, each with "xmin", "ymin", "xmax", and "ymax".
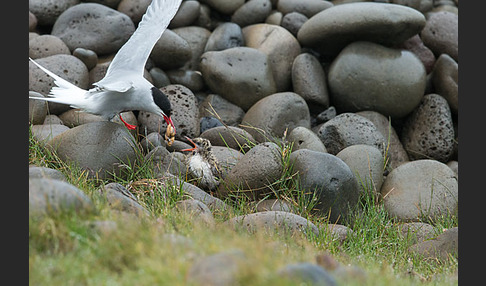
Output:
[
  {"xmin": 150, "ymin": 29, "xmax": 192, "ymax": 70},
  {"xmin": 243, "ymin": 24, "xmax": 301, "ymax": 92},
  {"xmin": 174, "ymin": 199, "xmax": 215, "ymax": 226},
  {"xmin": 202, "ymin": 0, "xmax": 245, "ymax": 15},
  {"xmin": 29, "ymin": 91, "xmax": 48, "ymax": 125},
  {"xmin": 98, "ymin": 182, "xmax": 150, "ymax": 217},
  {"xmin": 31, "ymin": 124, "xmax": 71, "ymax": 146},
  {"xmin": 317, "ymin": 113, "xmax": 386, "ymax": 155},
  {"xmin": 46, "ymin": 121, "xmax": 139, "ymax": 180},
  {"xmin": 169, "ymin": 0, "xmax": 200, "ymax": 28},
  {"xmin": 166, "ymin": 69, "xmax": 205, "ymax": 93},
  {"xmin": 397, "ymin": 34, "xmax": 436, "ymax": 74},
  {"xmin": 242, "ymin": 92, "xmax": 310, "ymax": 143},
  {"xmin": 29, "ymin": 34, "xmax": 71, "ymax": 59},
  {"xmin": 140, "ymin": 132, "xmax": 166, "ymax": 153},
  {"xmin": 280, "ymin": 12, "xmax": 308, "ymax": 37},
  {"xmin": 401, "ymin": 94, "xmax": 455, "ymax": 163},
  {"xmin": 397, "ymin": 222, "xmax": 436, "ymax": 244},
  {"xmin": 336, "ymin": 144, "xmax": 384, "ymax": 196},
  {"xmin": 408, "ymin": 227, "xmax": 458, "ymax": 260},
  {"xmin": 289, "ymin": 149, "xmax": 359, "ymax": 223},
  {"xmin": 51, "ymin": 3, "xmax": 135, "ymax": 55},
  {"xmin": 139, "ymin": 84, "xmax": 200, "ymax": 140},
  {"xmin": 200, "ymin": 47, "xmax": 277, "ymax": 111},
  {"xmin": 173, "ymin": 26, "xmax": 211, "ymax": 70},
  {"xmin": 29, "ymin": 0, "xmax": 80, "ymax": 26},
  {"xmin": 198, "ymin": 94, "xmax": 245, "ymax": 127},
  {"xmin": 217, "ymin": 142, "xmax": 283, "ymax": 200},
  {"xmin": 287, "ymin": 126, "xmax": 327, "ymax": 153},
  {"xmin": 432, "ymin": 54, "xmax": 458, "ymax": 114},
  {"xmin": 200, "ymin": 126, "xmax": 256, "ymax": 153},
  {"xmin": 149, "ymin": 67, "xmax": 171, "ymax": 88},
  {"xmin": 292, "ymin": 52, "xmax": 329, "ymax": 108},
  {"xmin": 29, "ymin": 178, "xmax": 94, "ymax": 217},
  {"xmin": 380, "ymin": 159, "xmax": 458, "ymax": 222},
  {"xmin": 226, "ymin": 211, "xmax": 319, "ymax": 236},
  {"xmin": 117, "ymin": 0, "xmax": 151, "ymax": 23},
  {"xmin": 231, "ymin": 0, "xmax": 273, "ymax": 27},
  {"xmin": 277, "ymin": 0, "xmax": 333, "ymax": 18},
  {"xmin": 297, "ymin": 2, "xmax": 426, "ymax": 57},
  {"xmin": 29, "ymin": 166, "xmax": 68, "ymax": 181},
  {"xmin": 58, "ymin": 109, "xmax": 104, "ymax": 127},
  {"xmin": 72, "ymin": 48, "xmax": 98, "ymax": 70},
  {"xmin": 211, "ymin": 146, "xmax": 244, "ymax": 178},
  {"xmin": 356, "ymin": 111, "xmax": 409, "ymax": 170},
  {"xmin": 278, "ymin": 262, "xmax": 337, "ymax": 286},
  {"xmin": 420, "ymin": 11, "xmax": 458, "ymax": 61},
  {"xmin": 328, "ymin": 41, "xmax": 426, "ymax": 119},
  {"xmin": 204, "ymin": 22, "xmax": 245, "ymax": 52}
]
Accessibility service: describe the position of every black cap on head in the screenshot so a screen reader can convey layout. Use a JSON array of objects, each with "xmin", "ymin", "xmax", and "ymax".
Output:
[{"xmin": 151, "ymin": 87, "xmax": 172, "ymax": 117}]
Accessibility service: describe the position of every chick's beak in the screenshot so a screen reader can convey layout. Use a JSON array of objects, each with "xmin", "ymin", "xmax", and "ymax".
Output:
[
  {"xmin": 163, "ymin": 115, "xmax": 175, "ymax": 133},
  {"xmin": 181, "ymin": 136, "xmax": 197, "ymax": 152}
]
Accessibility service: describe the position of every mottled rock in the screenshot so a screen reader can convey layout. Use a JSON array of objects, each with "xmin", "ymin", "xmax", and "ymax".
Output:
[
  {"xmin": 317, "ymin": 113, "xmax": 386, "ymax": 155},
  {"xmin": 289, "ymin": 149, "xmax": 359, "ymax": 223},
  {"xmin": 243, "ymin": 24, "xmax": 301, "ymax": 92},
  {"xmin": 200, "ymin": 47, "xmax": 277, "ymax": 111},
  {"xmin": 139, "ymin": 85, "xmax": 200, "ymax": 140},
  {"xmin": 328, "ymin": 41, "xmax": 426, "ymax": 118},
  {"xmin": 297, "ymin": 2, "xmax": 425, "ymax": 57},
  {"xmin": 117, "ymin": 0, "xmax": 151, "ymax": 23},
  {"xmin": 51, "ymin": 3, "xmax": 135, "ymax": 55},
  {"xmin": 401, "ymin": 94, "xmax": 455, "ymax": 162},
  {"xmin": 242, "ymin": 92, "xmax": 310, "ymax": 143},
  {"xmin": 29, "ymin": 0, "xmax": 80, "ymax": 26},
  {"xmin": 380, "ymin": 160, "xmax": 458, "ymax": 222}
]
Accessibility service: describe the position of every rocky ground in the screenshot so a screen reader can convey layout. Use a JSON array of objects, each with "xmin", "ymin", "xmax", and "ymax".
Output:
[{"xmin": 29, "ymin": 0, "xmax": 458, "ymax": 284}]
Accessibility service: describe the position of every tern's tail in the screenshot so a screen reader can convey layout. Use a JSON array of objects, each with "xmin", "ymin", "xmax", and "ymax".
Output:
[{"xmin": 29, "ymin": 57, "xmax": 87, "ymax": 108}]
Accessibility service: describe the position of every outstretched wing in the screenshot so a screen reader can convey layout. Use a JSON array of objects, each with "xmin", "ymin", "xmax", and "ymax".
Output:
[{"xmin": 96, "ymin": 0, "xmax": 182, "ymax": 88}]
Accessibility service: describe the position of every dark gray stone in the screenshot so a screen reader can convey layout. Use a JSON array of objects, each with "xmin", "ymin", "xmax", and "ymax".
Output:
[
  {"xmin": 231, "ymin": 0, "xmax": 273, "ymax": 27},
  {"xmin": 29, "ymin": 178, "xmax": 94, "ymax": 217},
  {"xmin": 380, "ymin": 160, "xmax": 458, "ymax": 222},
  {"xmin": 204, "ymin": 22, "xmax": 245, "ymax": 52},
  {"xmin": 277, "ymin": 0, "xmax": 333, "ymax": 18},
  {"xmin": 200, "ymin": 47, "xmax": 277, "ymax": 111},
  {"xmin": 217, "ymin": 142, "xmax": 282, "ymax": 200},
  {"xmin": 287, "ymin": 126, "xmax": 327, "ymax": 153},
  {"xmin": 200, "ymin": 126, "xmax": 256, "ymax": 153},
  {"xmin": 198, "ymin": 94, "xmax": 246, "ymax": 127},
  {"xmin": 29, "ymin": 166, "xmax": 68, "ymax": 181},
  {"xmin": 226, "ymin": 211, "xmax": 319, "ymax": 236},
  {"xmin": 169, "ymin": 0, "xmax": 200, "ymax": 28},
  {"xmin": 46, "ymin": 121, "xmax": 139, "ymax": 180},
  {"xmin": 420, "ymin": 11, "xmax": 458, "ymax": 61},
  {"xmin": 72, "ymin": 48, "xmax": 98, "ymax": 70},
  {"xmin": 173, "ymin": 26, "xmax": 212, "ymax": 70},
  {"xmin": 97, "ymin": 182, "xmax": 149, "ymax": 217},
  {"xmin": 51, "ymin": 3, "xmax": 135, "ymax": 55},
  {"xmin": 292, "ymin": 53, "xmax": 329, "ymax": 108},
  {"xmin": 328, "ymin": 41, "xmax": 426, "ymax": 118},
  {"xmin": 289, "ymin": 149, "xmax": 359, "ymax": 223},
  {"xmin": 316, "ymin": 113, "xmax": 386, "ymax": 155},
  {"xmin": 243, "ymin": 24, "xmax": 301, "ymax": 92},
  {"xmin": 297, "ymin": 2, "xmax": 425, "ymax": 57},
  {"xmin": 241, "ymin": 92, "xmax": 310, "ymax": 143},
  {"xmin": 150, "ymin": 29, "xmax": 192, "ymax": 70},
  {"xmin": 199, "ymin": 117, "xmax": 224, "ymax": 134},
  {"xmin": 432, "ymin": 54, "xmax": 458, "ymax": 114},
  {"xmin": 281, "ymin": 12, "xmax": 308, "ymax": 37}
]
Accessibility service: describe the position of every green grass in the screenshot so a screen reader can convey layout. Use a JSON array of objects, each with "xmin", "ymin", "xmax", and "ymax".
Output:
[{"xmin": 29, "ymin": 126, "xmax": 458, "ymax": 285}]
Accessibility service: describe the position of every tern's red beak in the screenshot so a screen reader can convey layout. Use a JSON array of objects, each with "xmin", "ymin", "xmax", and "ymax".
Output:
[
  {"xmin": 181, "ymin": 136, "xmax": 197, "ymax": 152},
  {"xmin": 163, "ymin": 115, "xmax": 175, "ymax": 134}
]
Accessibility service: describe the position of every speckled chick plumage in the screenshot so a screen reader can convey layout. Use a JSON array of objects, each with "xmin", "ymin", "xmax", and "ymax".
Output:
[{"xmin": 183, "ymin": 137, "xmax": 222, "ymax": 190}]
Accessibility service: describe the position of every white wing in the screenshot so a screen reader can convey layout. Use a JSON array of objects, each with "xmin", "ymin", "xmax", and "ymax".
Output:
[{"xmin": 95, "ymin": 0, "xmax": 182, "ymax": 90}]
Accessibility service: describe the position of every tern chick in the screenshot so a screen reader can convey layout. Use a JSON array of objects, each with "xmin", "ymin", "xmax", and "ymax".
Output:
[{"xmin": 181, "ymin": 137, "xmax": 222, "ymax": 190}]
